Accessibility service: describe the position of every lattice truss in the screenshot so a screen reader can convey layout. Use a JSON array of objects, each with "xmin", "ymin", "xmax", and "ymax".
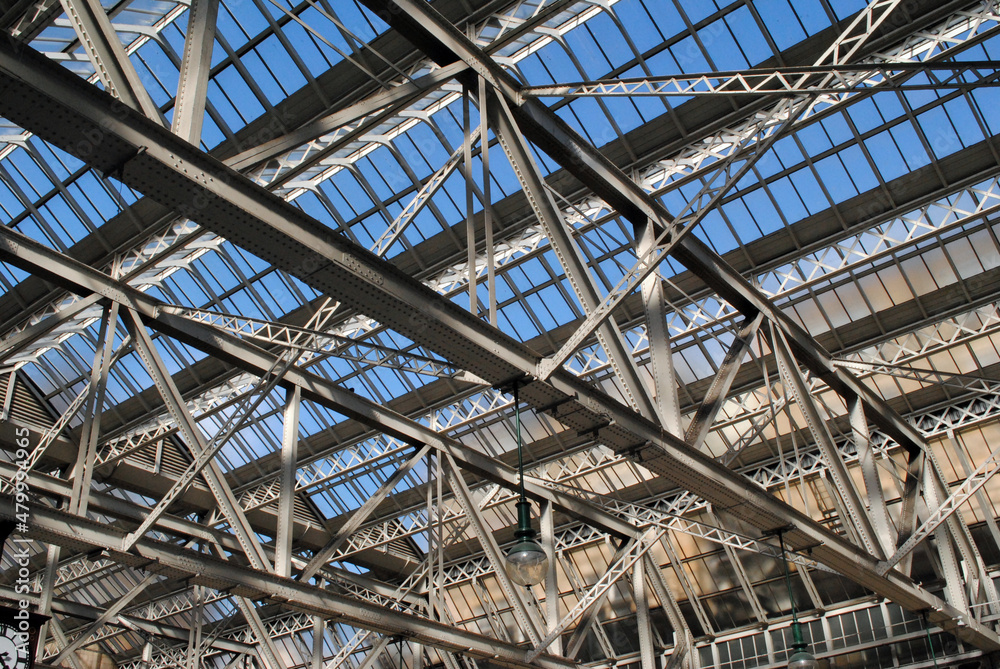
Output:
[{"xmin": 2, "ymin": 0, "xmax": 1000, "ymax": 668}]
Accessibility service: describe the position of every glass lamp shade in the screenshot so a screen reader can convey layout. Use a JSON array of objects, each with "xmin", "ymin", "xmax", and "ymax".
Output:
[
  {"xmin": 506, "ymin": 500, "xmax": 548, "ymax": 586},
  {"xmin": 787, "ymin": 648, "xmax": 818, "ymax": 669},
  {"xmin": 505, "ymin": 537, "xmax": 548, "ymax": 586}
]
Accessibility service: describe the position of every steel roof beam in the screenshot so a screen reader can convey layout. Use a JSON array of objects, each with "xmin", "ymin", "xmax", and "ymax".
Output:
[
  {"xmin": 635, "ymin": 220, "xmax": 681, "ymax": 437},
  {"xmin": 519, "ymin": 61, "xmax": 1000, "ymax": 98},
  {"xmin": 57, "ymin": 0, "xmax": 163, "ymax": 123},
  {"xmin": 225, "ymin": 61, "xmax": 466, "ymax": 172},
  {"xmin": 486, "ymin": 86, "xmax": 660, "ymax": 422}
]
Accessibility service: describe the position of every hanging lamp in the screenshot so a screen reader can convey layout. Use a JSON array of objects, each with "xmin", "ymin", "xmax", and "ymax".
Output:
[
  {"xmin": 776, "ymin": 529, "xmax": 818, "ymax": 669},
  {"xmin": 503, "ymin": 381, "xmax": 548, "ymax": 587}
]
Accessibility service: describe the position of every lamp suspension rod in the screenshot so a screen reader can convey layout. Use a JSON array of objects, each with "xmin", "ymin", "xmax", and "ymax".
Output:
[
  {"xmin": 778, "ymin": 529, "xmax": 798, "ymax": 624},
  {"xmin": 922, "ymin": 611, "xmax": 940, "ymax": 668},
  {"xmin": 514, "ymin": 381, "xmax": 526, "ymax": 503}
]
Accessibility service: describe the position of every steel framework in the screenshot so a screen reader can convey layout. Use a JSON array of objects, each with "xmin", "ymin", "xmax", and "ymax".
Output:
[{"xmin": 1, "ymin": 0, "xmax": 1000, "ymax": 668}]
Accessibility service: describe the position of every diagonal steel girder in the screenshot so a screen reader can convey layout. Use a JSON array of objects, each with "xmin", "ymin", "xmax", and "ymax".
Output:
[
  {"xmin": 0, "ymin": 499, "xmax": 575, "ymax": 669},
  {"xmin": 353, "ymin": 0, "xmax": 937, "ymax": 462},
  {"xmin": 57, "ymin": 0, "xmax": 163, "ymax": 122},
  {"xmin": 0, "ymin": 224, "xmax": 636, "ymax": 542},
  {"xmin": 0, "ymin": 38, "xmax": 995, "ymax": 650}
]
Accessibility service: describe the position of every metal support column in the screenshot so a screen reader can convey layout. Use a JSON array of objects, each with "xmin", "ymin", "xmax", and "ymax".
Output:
[
  {"xmin": 120, "ymin": 335, "xmax": 295, "ymax": 556},
  {"xmin": 463, "ymin": 83, "xmax": 477, "ymax": 315},
  {"xmin": 925, "ymin": 460, "xmax": 999, "ymax": 613},
  {"xmin": 934, "ymin": 522, "xmax": 969, "ymax": 613},
  {"xmin": 635, "ymin": 219, "xmax": 681, "ymax": 434},
  {"xmin": 122, "ymin": 307, "xmax": 273, "ymax": 572},
  {"xmin": 849, "ymin": 396, "xmax": 896, "ymax": 558},
  {"xmin": 311, "ymin": 616, "xmax": 324, "ymax": 669},
  {"xmin": 203, "ymin": 543, "xmax": 284, "ymax": 669},
  {"xmin": 642, "ymin": 554, "xmax": 692, "ymax": 669},
  {"xmin": 884, "ymin": 447, "xmax": 1000, "ymax": 601},
  {"xmin": 660, "ymin": 535, "xmax": 714, "ymax": 638},
  {"xmin": 710, "ymin": 508, "xmax": 768, "ymax": 624},
  {"xmin": 185, "ymin": 583, "xmax": 203, "ymax": 669},
  {"xmin": 355, "ymin": 636, "xmax": 391, "ymax": 669},
  {"xmin": 540, "ymin": 529, "xmax": 664, "ymax": 662},
  {"xmin": 70, "ymin": 302, "xmax": 118, "ymax": 517},
  {"xmin": 233, "ymin": 595, "xmax": 283, "ymax": 669},
  {"xmin": 685, "ymin": 311, "xmax": 763, "ymax": 449},
  {"xmin": 51, "ymin": 572, "xmax": 159, "ymax": 666},
  {"xmin": 541, "ymin": 499, "xmax": 561, "ymax": 656},
  {"xmin": 36, "ymin": 543, "xmax": 78, "ymax": 669},
  {"xmin": 560, "ymin": 549, "xmax": 616, "ymax": 660},
  {"xmin": 48, "ymin": 615, "xmax": 87, "ymax": 669},
  {"xmin": 443, "ymin": 452, "xmax": 544, "ymax": 645},
  {"xmin": 634, "ymin": 557, "xmax": 656, "ymax": 669},
  {"xmin": 771, "ymin": 326, "xmax": 882, "ymax": 558},
  {"xmin": 299, "ymin": 445, "xmax": 430, "ymax": 582},
  {"xmin": 895, "ymin": 448, "xmax": 924, "ymax": 577},
  {"xmin": 949, "ymin": 431, "xmax": 1000, "ymax": 557},
  {"xmin": 171, "ymin": 0, "xmax": 219, "ymax": 143},
  {"xmin": 276, "ymin": 385, "xmax": 300, "ymax": 578},
  {"xmin": 0, "ymin": 369, "xmax": 13, "ymax": 422},
  {"xmin": 478, "ymin": 74, "xmax": 496, "ymax": 326},
  {"xmin": 486, "ymin": 88, "xmax": 659, "ymax": 422},
  {"xmin": 473, "ymin": 574, "xmax": 510, "ymax": 642},
  {"xmin": 795, "ymin": 559, "xmax": 824, "ymax": 612}
]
